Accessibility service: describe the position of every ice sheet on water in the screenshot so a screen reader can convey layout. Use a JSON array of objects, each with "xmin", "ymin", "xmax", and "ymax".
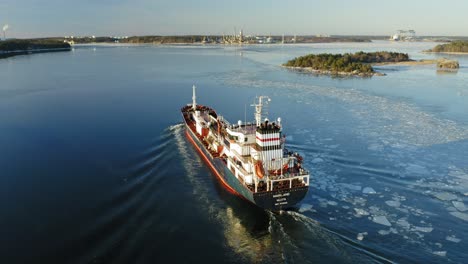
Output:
[
  {"xmin": 378, "ymin": 228, "xmax": 397, "ymax": 236},
  {"xmin": 434, "ymin": 192, "xmax": 458, "ymax": 201},
  {"xmin": 352, "ymin": 197, "xmax": 367, "ymax": 206},
  {"xmin": 450, "ymin": 212, "xmax": 468, "ymax": 222},
  {"xmin": 378, "ymin": 230, "xmax": 390, "ymax": 235},
  {"xmin": 363, "ymin": 187, "xmax": 376, "ymax": 194},
  {"xmin": 298, "ymin": 203, "xmax": 314, "ymax": 213},
  {"xmin": 411, "ymin": 226, "xmax": 433, "ymax": 233},
  {"xmin": 452, "ymin": 201, "xmax": 467, "ymax": 212},
  {"xmin": 446, "ymin": 235, "xmax": 461, "ymax": 243},
  {"xmin": 385, "ymin": 200, "xmax": 401, "ymax": 207},
  {"xmin": 396, "ymin": 218, "xmax": 411, "ymax": 229},
  {"xmin": 373, "ymin": 216, "xmax": 392, "ymax": 227},
  {"xmin": 222, "ymin": 74, "xmax": 468, "ymax": 148},
  {"xmin": 432, "ymin": 251, "xmax": 447, "ymax": 257},
  {"xmin": 354, "ymin": 208, "xmax": 370, "ymax": 216},
  {"xmin": 356, "ymin": 232, "xmax": 368, "ymax": 241}
]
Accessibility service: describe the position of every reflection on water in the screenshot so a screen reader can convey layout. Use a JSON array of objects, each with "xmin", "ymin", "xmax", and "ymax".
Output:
[
  {"xmin": 436, "ymin": 69, "xmax": 458, "ymax": 75},
  {"xmin": 223, "ymin": 207, "xmax": 274, "ymax": 263}
]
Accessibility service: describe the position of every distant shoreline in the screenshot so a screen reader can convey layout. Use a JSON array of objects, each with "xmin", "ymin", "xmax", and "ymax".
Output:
[
  {"xmin": 0, "ymin": 39, "xmax": 72, "ymax": 60},
  {"xmin": 0, "ymin": 47, "xmax": 71, "ymax": 59}
]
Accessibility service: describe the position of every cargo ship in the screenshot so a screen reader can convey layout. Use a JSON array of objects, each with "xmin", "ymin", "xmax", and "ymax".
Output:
[{"xmin": 181, "ymin": 86, "xmax": 310, "ymax": 211}]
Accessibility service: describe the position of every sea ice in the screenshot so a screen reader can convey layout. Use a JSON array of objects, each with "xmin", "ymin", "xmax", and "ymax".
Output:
[
  {"xmin": 357, "ymin": 233, "xmax": 364, "ymax": 241},
  {"xmin": 378, "ymin": 229, "xmax": 391, "ymax": 235},
  {"xmin": 432, "ymin": 251, "xmax": 447, "ymax": 257},
  {"xmin": 299, "ymin": 203, "xmax": 313, "ymax": 213},
  {"xmin": 373, "ymin": 216, "xmax": 392, "ymax": 227},
  {"xmin": 412, "ymin": 226, "xmax": 433, "ymax": 233},
  {"xmin": 434, "ymin": 192, "xmax": 458, "ymax": 201},
  {"xmin": 354, "ymin": 208, "xmax": 370, "ymax": 216},
  {"xmin": 452, "ymin": 201, "xmax": 467, "ymax": 212},
  {"xmin": 385, "ymin": 200, "xmax": 401, "ymax": 207},
  {"xmin": 396, "ymin": 218, "xmax": 410, "ymax": 229},
  {"xmin": 446, "ymin": 235, "xmax": 461, "ymax": 243},
  {"xmin": 327, "ymin": 201, "xmax": 338, "ymax": 206},
  {"xmin": 363, "ymin": 187, "xmax": 376, "ymax": 194},
  {"xmin": 450, "ymin": 212, "xmax": 468, "ymax": 222}
]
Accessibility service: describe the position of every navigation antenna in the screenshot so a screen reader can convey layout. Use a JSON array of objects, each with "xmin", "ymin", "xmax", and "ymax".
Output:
[
  {"xmin": 251, "ymin": 96, "xmax": 271, "ymax": 127},
  {"xmin": 192, "ymin": 85, "xmax": 197, "ymax": 111}
]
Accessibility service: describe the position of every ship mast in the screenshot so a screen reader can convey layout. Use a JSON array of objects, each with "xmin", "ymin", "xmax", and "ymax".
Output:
[
  {"xmin": 251, "ymin": 96, "xmax": 271, "ymax": 127},
  {"xmin": 192, "ymin": 85, "xmax": 197, "ymax": 111}
]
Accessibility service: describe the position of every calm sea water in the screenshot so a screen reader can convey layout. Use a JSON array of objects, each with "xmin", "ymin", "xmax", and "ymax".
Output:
[{"xmin": 1, "ymin": 41, "xmax": 467, "ymax": 263}]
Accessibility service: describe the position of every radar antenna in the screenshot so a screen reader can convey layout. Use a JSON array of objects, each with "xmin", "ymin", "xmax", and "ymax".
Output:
[{"xmin": 251, "ymin": 96, "xmax": 271, "ymax": 127}]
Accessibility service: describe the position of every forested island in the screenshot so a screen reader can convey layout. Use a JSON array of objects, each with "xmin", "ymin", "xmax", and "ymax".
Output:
[
  {"xmin": 283, "ymin": 51, "xmax": 410, "ymax": 77},
  {"xmin": 0, "ymin": 39, "xmax": 71, "ymax": 59},
  {"xmin": 425, "ymin": 41, "xmax": 468, "ymax": 53}
]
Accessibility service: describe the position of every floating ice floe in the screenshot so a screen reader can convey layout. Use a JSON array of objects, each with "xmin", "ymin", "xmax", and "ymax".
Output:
[
  {"xmin": 363, "ymin": 187, "xmax": 376, "ymax": 194},
  {"xmin": 450, "ymin": 212, "xmax": 468, "ymax": 222},
  {"xmin": 432, "ymin": 251, "xmax": 447, "ymax": 257},
  {"xmin": 354, "ymin": 208, "xmax": 370, "ymax": 216},
  {"xmin": 327, "ymin": 201, "xmax": 338, "ymax": 206},
  {"xmin": 396, "ymin": 218, "xmax": 410, "ymax": 229},
  {"xmin": 434, "ymin": 192, "xmax": 458, "ymax": 201},
  {"xmin": 357, "ymin": 232, "xmax": 367, "ymax": 241},
  {"xmin": 372, "ymin": 215, "xmax": 392, "ymax": 226},
  {"xmin": 378, "ymin": 228, "xmax": 397, "ymax": 236},
  {"xmin": 411, "ymin": 226, "xmax": 433, "ymax": 233},
  {"xmin": 298, "ymin": 203, "xmax": 314, "ymax": 213},
  {"xmin": 385, "ymin": 200, "xmax": 401, "ymax": 207},
  {"xmin": 452, "ymin": 201, "xmax": 467, "ymax": 212},
  {"xmin": 378, "ymin": 229, "xmax": 390, "ymax": 235},
  {"xmin": 446, "ymin": 235, "xmax": 461, "ymax": 243}
]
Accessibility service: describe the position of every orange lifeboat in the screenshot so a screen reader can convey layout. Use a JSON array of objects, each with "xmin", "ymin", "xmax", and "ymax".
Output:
[{"xmin": 255, "ymin": 161, "xmax": 265, "ymax": 179}]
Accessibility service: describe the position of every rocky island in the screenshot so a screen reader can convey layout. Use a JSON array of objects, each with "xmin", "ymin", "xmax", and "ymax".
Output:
[
  {"xmin": 425, "ymin": 41, "xmax": 468, "ymax": 53},
  {"xmin": 0, "ymin": 39, "xmax": 71, "ymax": 59},
  {"xmin": 283, "ymin": 51, "xmax": 410, "ymax": 77}
]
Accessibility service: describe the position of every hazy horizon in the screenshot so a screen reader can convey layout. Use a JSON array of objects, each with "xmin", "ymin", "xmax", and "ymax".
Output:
[{"xmin": 1, "ymin": 0, "xmax": 468, "ymax": 38}]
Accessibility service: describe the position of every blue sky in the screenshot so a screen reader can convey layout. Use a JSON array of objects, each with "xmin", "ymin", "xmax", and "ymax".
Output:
[{"xmin": 1, "ymin": 0, "xmax": 467, "ymax": 38}]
